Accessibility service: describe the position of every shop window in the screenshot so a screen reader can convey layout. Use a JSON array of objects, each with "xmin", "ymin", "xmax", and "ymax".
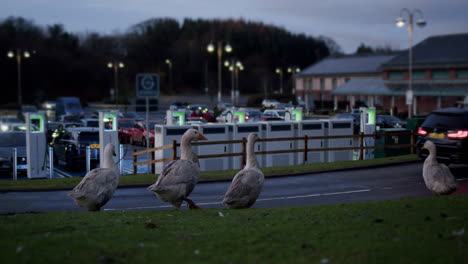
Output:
[
  {"xmin": 456, "ymin": 69, "xmax": 468, "ymax": 78},
  {"xmin": 412, "ymin": 70, "xmax": 425, "ymax": 79},
  {"xmin": 388, "ymin": 71, "xmax": 404, "ymax": 80},
  {"xmin": 431, "ymin": 70, "xmax": 450, "ymax": 79}
]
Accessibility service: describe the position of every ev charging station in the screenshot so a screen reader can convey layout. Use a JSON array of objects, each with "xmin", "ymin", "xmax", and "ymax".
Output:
[
  {"xmin": 166, "ymin": 110, "xmax": 185, "ymax": 125},
  {"xmin": 231, "ymin": 123, "xmax": 263, "ymax": 170},
  {"xmin": 262, "ymin": 121, "xmax": 295, "ymax": 168},
  {"xmin": 233, "ymin": 111, "xmax": 245, "ymax": 123},
  {"xmin": 322, "ymin": 119, "xmax": 354, "ymax": 162},
  {"xmin": 154, "ymin": 124, "xmax": 193, "ymax": 173},
  {"xmin": 359, "ymin": 107, "xmax": 376, "ymax": 160},
  {"xmin": 99, "ymin": 112, "xmax": 119, "ymax": 166},
  {"xmin": 192, "ymin": 123, "xmax": 232, "ymax": 171},
  {"xmin": 295, "ymin": 120, "xmax": 326, "ymax": 164},
  {"xmin": 26, "ymin": 112, "xmax": 48, "ymax": 178},
  {"xmin": 285, "ymin": 108, "xmax": 303, "ymax": 122}
]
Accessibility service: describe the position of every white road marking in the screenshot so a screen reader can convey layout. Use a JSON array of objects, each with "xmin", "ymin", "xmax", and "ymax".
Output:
[
  {"xmin": 457, "ymin": 178, "xmax": 468, "ymax": 181},
  {"xmin": 103, "ymin": 188, "xmax": 372, "ymax": 211}
]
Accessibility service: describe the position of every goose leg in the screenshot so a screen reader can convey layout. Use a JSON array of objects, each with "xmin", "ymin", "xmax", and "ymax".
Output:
[{"xmin": 184, "ymin": 198, "xmax": 201, "ymax": 209}]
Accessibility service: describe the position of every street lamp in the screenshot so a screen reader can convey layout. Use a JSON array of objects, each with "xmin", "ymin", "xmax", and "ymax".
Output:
[
  {"xmin": 207, "ymin": 41, "xmax": 233, "ymax": 103},
  {"xmin": 275, "ymin": 68, "xmax": 284, "ymax": 94},
  {"xmin": 287, "ymin": 66, "xmax": 301, "ymax": 95},
  {"xmin": 225, "ymin": 59, "xmax": 244, "ymax": 105},
  {"xmin": 396, "ymin": 8, "xmax": 426, "ymax": 118},
  {"xmin": 107, "ymin": 60, "xmax": 125, "ymax": 104},
  {"xmin": 7, "ymin": 49, "xmax": 31, "ymax": 106},
  {"xmin": 165, "ymin": 59, "xmax": 173, "ymax": 93}
]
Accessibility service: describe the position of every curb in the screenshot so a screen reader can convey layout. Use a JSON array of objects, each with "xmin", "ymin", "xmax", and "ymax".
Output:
[{"xmin": 0, "ymin": 159, "xmax": 421, "ymax": 193}]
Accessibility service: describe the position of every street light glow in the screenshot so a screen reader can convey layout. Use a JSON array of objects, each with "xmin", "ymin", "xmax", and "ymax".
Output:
[
  {"xmin": 225, "ymin": 43, "xmax": 232, "ymax": 53},
  {"xmin": 23, "ymin": 51, "xmax": 30, "ymax": 58},
  {"xmin": 207, "ymin": 43, "xmax": 215, "ymax": 53},
  {"xmin": 7, "ymin": 51, "xmax": 14, "ymax": 58},
  {"xmin": 118, "ymin": 62, "xmax": 125, "ymax": 68},
  {"xmin": 107, "ymin": 62, "xmax": 113, "ymax": 68},
  {"xmin": 395, "ymin": 17, "xmax": 406, "ymax": 27}
]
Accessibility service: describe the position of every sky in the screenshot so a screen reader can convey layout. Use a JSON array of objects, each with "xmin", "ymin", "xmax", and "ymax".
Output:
[{"xmin": 1, "ymin": 0, "xmax": 467, "ymax": 54}]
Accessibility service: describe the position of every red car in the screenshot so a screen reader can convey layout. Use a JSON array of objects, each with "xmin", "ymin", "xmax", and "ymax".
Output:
[
  {"xmin": 129, "ymin": 121, "xmax": 160, "ymax": 146},
  {"xmin": 118, "ymin": 118, "xmax": 136, "ymax": 143}
]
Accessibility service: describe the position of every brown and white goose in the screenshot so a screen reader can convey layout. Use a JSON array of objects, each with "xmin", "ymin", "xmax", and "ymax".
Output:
[
  {"xmin": 148, "ymin": 128, "xmax": 207, "ymax": 209},
  {"xmin": 68, "ymin": 143, "xmax": 120, "ymax": 211},
  {"xmin": 223, "ymin": 133, "xmax": 264, "ymax": 209},
  {"xmin": 421, "ymin": 140, "xmax": 457, "ymax": 195}
]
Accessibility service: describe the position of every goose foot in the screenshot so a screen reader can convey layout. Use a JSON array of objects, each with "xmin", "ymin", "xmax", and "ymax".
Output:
[{"xmin": 185, "ymin": 198, "xmax": 201, "ymax": 209}]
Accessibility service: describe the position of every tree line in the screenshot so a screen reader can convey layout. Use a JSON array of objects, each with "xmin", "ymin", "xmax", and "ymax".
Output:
[{"xmin": 0, "ymin": 16, "xmax": 339, "ymax": 106}]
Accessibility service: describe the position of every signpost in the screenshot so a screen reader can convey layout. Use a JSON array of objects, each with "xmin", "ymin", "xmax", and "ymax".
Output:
[{"xmin": 136, "ymin": 73, "xmax": 159, "ymax": 172}]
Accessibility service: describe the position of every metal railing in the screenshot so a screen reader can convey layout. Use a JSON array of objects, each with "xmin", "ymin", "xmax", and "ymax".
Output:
[{"xmin": 132, "ymin": 130, "xmax": 416, "ymax": 174}]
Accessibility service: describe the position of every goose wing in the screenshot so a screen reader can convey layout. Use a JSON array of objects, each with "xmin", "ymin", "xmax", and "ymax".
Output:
[
  {"xmin": 148, "ymin": 160, "xmax": 199, "ymax": 194},
  {"xmin": 223, "ymin": 168, "xmax": 264, "ymax": 206}
]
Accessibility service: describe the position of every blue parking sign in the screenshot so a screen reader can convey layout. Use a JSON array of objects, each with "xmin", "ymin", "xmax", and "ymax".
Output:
[{"xmin": 136, "ymin": 73, "xmax": 159, "ymax": 97}]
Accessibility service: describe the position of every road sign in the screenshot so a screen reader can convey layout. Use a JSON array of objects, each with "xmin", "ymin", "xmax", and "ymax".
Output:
[{"xmin": 136, "ymin": 73, "xmax": 159, "ymax": 97}]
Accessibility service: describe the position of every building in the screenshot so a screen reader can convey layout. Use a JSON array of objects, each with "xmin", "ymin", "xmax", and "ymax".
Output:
[
  {"xmin": 331, "ymin": 32, "xmax": 468, "ymax": 116},
  {"xmin": 294, "ymin": 53, "xmax": 395, "ymax": 112}
]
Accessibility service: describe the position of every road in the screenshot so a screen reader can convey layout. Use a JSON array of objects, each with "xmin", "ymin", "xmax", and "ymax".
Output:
[{"xmin": 1, "ymin": 162, "xmax": 467, "ymax": 214}]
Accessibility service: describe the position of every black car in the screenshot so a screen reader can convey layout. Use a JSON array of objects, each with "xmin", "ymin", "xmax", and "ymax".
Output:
[
  {"xmin": 376, "ymin": 115, "xmax": 407, "ymax": 128},
  {"xmin": 416, "ymin": 107, "xmax": 468, "ymax": 165},
  {"xmin": 51, "ymin": 127, "xmax": 100, "ymax": 171}
]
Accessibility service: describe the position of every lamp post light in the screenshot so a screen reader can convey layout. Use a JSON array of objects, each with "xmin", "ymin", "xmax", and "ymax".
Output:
[
  {"xmin": 275, "ymin": 68, "xmax": 284, "ymax": 94},
  {"xmin": 7, "ymin": 49, "xmax": 31, "ymax": 106},
  {"xmin": 396, "ymin": 8, "xmax": 426, "ymax": 118},
  {"xmin": 165, "ymin": 59, "xmax": 173, "ymax": 92},
  {"xmin": 207, "ymin": 41, "xmax": 232, "ymax": 103},
  {"xmin": 225, "ymin": 59, "xmax": 244, "ymax": 105},
  {"xmin": 107, "ymin": 60, "xmax": 125, "ymax": 104},
  {"xmin": 287, "ymin": 66, "xmax": 301, "ymax": 95}
]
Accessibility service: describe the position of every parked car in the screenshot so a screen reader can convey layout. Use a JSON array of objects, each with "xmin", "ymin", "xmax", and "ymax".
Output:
[
  {"xmin": 118, "ymin": 118, "xmax": 136, "ymax": 143},
  {"xmin": 81, "ymin": 118, "xmax": 99, "ymax": 128},
  {"xmin": 169, "ymin": 101, "xmax": 189, "ymax": 110},
  {"xmin": 330, "ymin": 113, "xmax": 361, "ymax": 134},
  {"xmin": 55, "ymin": 97, "xmax": 84, "ymax": 121},
  {"xmin": 0, "ymin": 131, "xmax": 27, "ymax": 176},
  {"xmin": 376, "ymin": 115, "xmax": 407, "ymax": 128},
  {"xmin": 51, "ymin": 127, "xmax": 100, "ymax": 171},
  {"xmin": 262, "ymin": 109, "xmax": 286, "ymax": 120},
  {"xmin": 18, "ymin": 105, "xmax": 38, "ymax": 121},
  {"xmin": 273, "ymin": 103, "xmax": 294, "ymax": 109},
  {"xmin": 217, "ymin": 108, "xmax": 263, "ymax": 123},
  {"xmin": 217, "ymin": 102, "xmax": 235, "ymax": 111},
  {"xmin": 121, "ymin": 111, "xmax": 144, "ymax": 121},
  {"xmin": 416, "ymin": 107, "xmax": 468, "ymax": 165},
  {"xmin": 262, "ymin": 99, "xmax": 280, "ymax": 108},
  {"xmin": 59, "ymin": 114, "xmax": 82, "ymax": 123},
  {"xmin": 0, "ymin": 116, "xmax": 22, "ymax": 125},
  {"xmin": 46, "ymin": 122, "xmax": 62, "ymax": 144},
  {"xmin": 129, "ymin": 121, "xmax": 160, "ymax": 146}
]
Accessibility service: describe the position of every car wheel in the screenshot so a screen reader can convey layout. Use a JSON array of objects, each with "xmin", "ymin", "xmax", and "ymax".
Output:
[
  {"xmin": 129, "ymin": 137, "xmax": 134, "ymax": 145},
  {"xmin": 142, "ymin": 138, "xmax": 147, "ymax": 147}
]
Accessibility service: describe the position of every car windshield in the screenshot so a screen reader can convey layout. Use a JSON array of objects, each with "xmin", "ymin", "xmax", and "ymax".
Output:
[
  {"xmin": 381, "ymin": 115, "xmax": 402, "ymax": 122},
  {"xmin": 65, "ymin": 103, "xmax": 81, "ymax": 111},
  {"xmin": 145, "ymin": 122, "xmax": 159, "ymax": 130},
  {"xmin": 85, "ymin": 121, "xmax": 99, "ymax": 127},
  {"xmin": 423, "ymin": 113, "xmax": 468, "ymax": 129},
  {"xmin": 1, "ymin": 117, "xmax": 22, "ymax": 123},
  {"xmin": 119, "ymin": 120, "xmax": 135, "ymax": 128}
]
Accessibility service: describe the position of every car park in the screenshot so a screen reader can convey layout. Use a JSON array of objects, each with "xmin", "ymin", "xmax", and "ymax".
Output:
[
  {"xmin": 118, "ymin": 118, "xmax": 136, "ymax": 143},
  {"xmin": 129, "ymin": 121, "xmax": 160, "ymax": 146},
  {"xmin": 81, "ymin": 118, "xmax": 99, "ymax": 128},
  {"xmin": 51, "ymin": 127, "xmax": 100, "ymax": 171},
  {"xmin": 416, "ymin": 107, "xmax": 468, "ymax": 165},
  {"xmin": 121, "ymin": 111, "xmax": 144, "ymax": 121},
  {"xmin": 0, "ymin": 131, "xmax": 27, "ymax": 176}
]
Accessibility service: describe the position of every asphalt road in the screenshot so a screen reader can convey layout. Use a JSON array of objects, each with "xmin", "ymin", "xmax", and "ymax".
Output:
[{"xmin": 1, "ymin": 162, "xmax": 467, "ymax": 214}]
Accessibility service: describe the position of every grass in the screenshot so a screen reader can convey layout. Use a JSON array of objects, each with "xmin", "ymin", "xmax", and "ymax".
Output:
[
  {"xmin": 0, "ymin": 154, "xmax": 419, "ymax": 190},
  {"xmin": 0, "ymin": 194, "xmax": 466, "ymax": 264}
]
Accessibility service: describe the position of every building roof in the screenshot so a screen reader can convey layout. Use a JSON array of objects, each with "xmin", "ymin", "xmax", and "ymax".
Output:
[
  {"xmin": 333, "ymin": 78, "xmax": 468, "ymax": 96},
  {"xmin": 381, "ymin": 32, "xmax": 468, "ymax": 70},
  {"xmin": 296, "ymin": 54, "xmax": 396, "ymax": 77}
]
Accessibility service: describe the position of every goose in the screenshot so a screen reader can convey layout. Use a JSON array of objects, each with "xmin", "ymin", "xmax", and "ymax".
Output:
[
  {"xmin": 148, "ymin": 128, "xmax": 207, "ymax": 209},
  {"xmin": 223, "ymin": 133, "xmax": 264, "ymax": 209},
  {"xmin": 421, "ymin": 140, "xmax": 457, "ymax": 195},
  {"xmin": 68, "ymin": 143, "xmax": 120, "ymax": 211}
]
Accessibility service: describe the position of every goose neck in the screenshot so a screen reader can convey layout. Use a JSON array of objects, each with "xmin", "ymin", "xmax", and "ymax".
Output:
[
  {"xmin": 180, "ymin": 137, "xmax": 195, "ymax": 161},
  {"xmin": 245, "ymin": 140, "xmax": 258, "ymax": 168}
]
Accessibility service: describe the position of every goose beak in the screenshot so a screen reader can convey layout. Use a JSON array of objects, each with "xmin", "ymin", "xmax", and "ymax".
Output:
[
  {"xmin": 198, "ymin": 133, "xmax": 207, "ymax": 140},
  {"xmin": 421, "ymin": 146, "xmax": 426, "ymax": 150}
]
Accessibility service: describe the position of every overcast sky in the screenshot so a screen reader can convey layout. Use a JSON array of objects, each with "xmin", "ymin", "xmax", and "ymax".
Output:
[{"xmin": 1, "ymin": 0, "xmax": 467, "ymax": 54}]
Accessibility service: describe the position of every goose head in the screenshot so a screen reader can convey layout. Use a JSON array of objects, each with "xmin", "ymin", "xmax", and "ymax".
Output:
[
  {"xmin": 104, "ymin": 143, "xmax": 117, "ymax": 156},
  {"xmin": 248, "ymin": 133, "xmax": 259, "ymax": 143},
  {"xmin": 183, "ymin": 128, "xmax": 207, "ymax": 142},
  {"xmin": 421, "ymin": 140, "xmax": 436, "ymax": 153}
]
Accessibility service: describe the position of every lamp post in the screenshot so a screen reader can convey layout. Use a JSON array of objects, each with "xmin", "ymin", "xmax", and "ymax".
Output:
[
  {"xmin": 287, "ymin": 66, "xmax": 301, "ymax": 95},
  {"xmin": 207, "ymin": 41, "xmax": 232, "ymax": 103},
  {"xmin": 107, "ymin": 60, "xmax": 125, "ymax": 104},
  {"xmin": 225, "ymin": 59, "xmax": 244, "ymax": 105},
  {"xmin": 396, "ymin": 8, "xmax": 426, "ymax": 118},
  {"xmin": 165, "ymin": 59, "xmax": 173, "ymax": 92},
  {"xmin": 275, "ymin": 68, "xmax": 284, "ymax": 94},
  {"xmin": 7, "ymin": 49, "xmax": 31, "ymax": 106}
]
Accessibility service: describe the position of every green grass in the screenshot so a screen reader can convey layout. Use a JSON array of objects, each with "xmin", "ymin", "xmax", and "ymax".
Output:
[
  {"xmin": 0, "ymin": 155, "xmax": 419, "ymax": 190},
  {"xmin": 1, "ymin": 194, "xmax": 466, "ymax": 264}
]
